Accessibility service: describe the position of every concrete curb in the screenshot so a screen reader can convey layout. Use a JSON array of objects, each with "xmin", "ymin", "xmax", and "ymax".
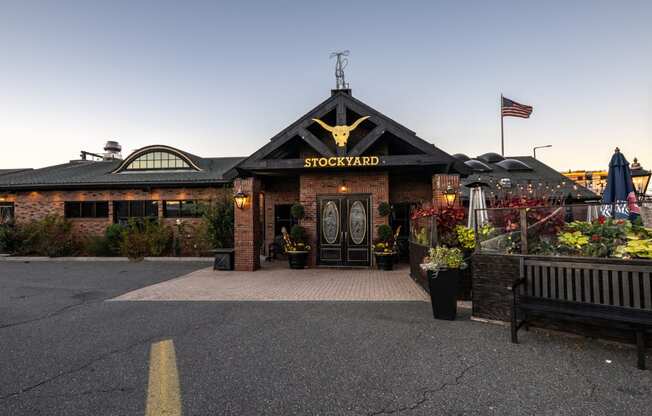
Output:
[{"xmin": 0, "ymin": 256, "xmax": 214, "ymax": 262}]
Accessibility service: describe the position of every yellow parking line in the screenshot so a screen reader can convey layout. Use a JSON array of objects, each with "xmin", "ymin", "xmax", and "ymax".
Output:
[{"xmin": 146, "ymin": 339, "xmax": 182, "ymax": 416}]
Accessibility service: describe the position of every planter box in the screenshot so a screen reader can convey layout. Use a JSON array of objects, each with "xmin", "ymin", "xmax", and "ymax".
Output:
[
  {"xmin": 428, "ymin": 269, "xmax": 460, "ymax": 320},
  {"xmin": 287, "ymin": 251, "xmax": 309, "ymax": 269},
  {"xmin": 374, "ymin": 253, "xmax": 395, "ymax": 270}
]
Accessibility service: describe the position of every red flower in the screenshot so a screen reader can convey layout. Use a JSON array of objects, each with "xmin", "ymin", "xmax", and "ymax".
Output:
[
  {"xmin": 597, "ymin": 216, "xmax": 606, "ymax": 224},
  {"xmin": 591, "ymin": 234, "xmax": 600, "ymax": 242}
]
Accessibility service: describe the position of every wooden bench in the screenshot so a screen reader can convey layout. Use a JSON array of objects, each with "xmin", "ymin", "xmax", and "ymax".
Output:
[{"xmin": 509, "ymin": 258, "xmax": 652, "ymax": 369}]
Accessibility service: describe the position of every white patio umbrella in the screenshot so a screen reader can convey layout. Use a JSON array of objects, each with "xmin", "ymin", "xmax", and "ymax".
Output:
[{"xmin": 468, "ymin": 185, "xmax": 489, "ymax": 230}]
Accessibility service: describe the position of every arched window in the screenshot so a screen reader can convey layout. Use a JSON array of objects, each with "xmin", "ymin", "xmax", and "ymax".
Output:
[
  {"xmin": 125, "ymin": 151, "xmax": 191, "ymax": 170},
  {"xmin": 112, "ymin": 145, "xmax": 202, "ymax": 173}
]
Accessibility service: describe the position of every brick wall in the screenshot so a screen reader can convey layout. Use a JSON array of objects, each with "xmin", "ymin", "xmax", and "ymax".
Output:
[
  {"xmin": 234, "ymin": 177, "xmax": 261, "ymax": 271},
  {"xmin": 389, "ymin": 174, "xmax": 432, "ymax": 204},
  {"xmin": 8, "ymin": 186, "xmax": 229, "ymax": 237},
  {"xmin": 300, "ymin": 171, "xmax": 389, "ymax": 266}
]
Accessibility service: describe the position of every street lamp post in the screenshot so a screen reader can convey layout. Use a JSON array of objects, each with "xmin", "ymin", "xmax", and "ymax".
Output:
[{"xmin": 533, "ymin": 144, "xmax": 552, "ymax": 159}]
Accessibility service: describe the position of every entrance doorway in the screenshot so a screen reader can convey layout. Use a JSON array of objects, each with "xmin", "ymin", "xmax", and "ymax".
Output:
[{"xmin": 317, "ymin": 194, "xmax": 371, "ymax": 267}]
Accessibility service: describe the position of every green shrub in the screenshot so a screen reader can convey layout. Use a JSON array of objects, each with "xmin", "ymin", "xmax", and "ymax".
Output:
[
  {"xmin": 105, "ymin": 224, "xmax": 124, "ymax": 255},
  {"xmin": 0, "ymin": 224, "xmax": 19, "ymax": 253},
  {"xmin": 376, "ymin": 224, "xmax": 393, "ymax": 243},
  {"xmin": 81, "ymin": 235, "xmax": 113, "ymax": 256},
  {"xmin": 16, "ymin": 215, "xmax": 74, "ymax": 256},
  {"xmin": 201, "ymin": 199, "xmax": 234, "ymax": 249},
  {"xmin": 290, "ymin": 224, "xmax": 306, "ymax": 243},
  {"xmin": 377, "ymin": 202, "xmax": 391, "ymax": 217},
  {"xmin": 120, "ymin": 219, "xmax": 172, "ymax": 260},
  {"xmin": 290, "ymin": 203, "xmax": 305, "ymax": 220}
]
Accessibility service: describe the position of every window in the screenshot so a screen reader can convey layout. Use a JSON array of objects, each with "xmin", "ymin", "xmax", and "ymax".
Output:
[
  {"xmin": 124, "ymin": 151, "xmax": 191, "ymax": 171},
  {"xmin": 163, "ymin": 200, "xmax": 203, "ymax": 218},
  {"xmin": 64, "ymin": 201, "xmax": 109, "ymax": 218},
  {"xmin": 113, "ymin": 201, "xmax": 159, "ymax": 224},
  {"xmin": 0, "ymin": 202, "xmax": 14, "ymax": 224}
]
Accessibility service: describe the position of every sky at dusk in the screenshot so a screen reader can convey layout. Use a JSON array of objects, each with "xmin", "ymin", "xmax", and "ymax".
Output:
[{"xmin": 1, "ymin": 0, "xmax": 650, "ymax": 171}]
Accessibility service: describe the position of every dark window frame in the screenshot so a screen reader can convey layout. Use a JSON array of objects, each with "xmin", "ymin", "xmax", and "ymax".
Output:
[
  {"xmin": 0, "ymin": 202, "xmax": 15, "ymax": 224},
  {"xmin": 64, "ymin": 201, "xmax": 109, "ymax": 219},
  {"xmin": 163, "ymin": 200, "xmax": 204, "ymax": 218},
  {"xmin": 112, "ymin": 200, "xmax": 159, "ymax": 224}
]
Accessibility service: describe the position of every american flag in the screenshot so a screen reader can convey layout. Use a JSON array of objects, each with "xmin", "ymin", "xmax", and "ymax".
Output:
[{"xmin": 501, "ymin": 96, "xmax": 533, "ymax": 118}]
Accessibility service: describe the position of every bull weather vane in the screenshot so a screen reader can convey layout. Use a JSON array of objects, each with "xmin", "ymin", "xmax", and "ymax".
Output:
[{"xmin": 330, "ymin": 50, "xmax": 350, "ymax": 90}]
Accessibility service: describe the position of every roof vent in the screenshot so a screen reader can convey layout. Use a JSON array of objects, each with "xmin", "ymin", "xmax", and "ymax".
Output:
[
  {"xmin": 496, "ymin": 159, "xmax": 532, "ymax": 171},
  {"xmin": 477, "ymin": 152, "xmax": 504, "ymax": 164},
  {"xmin": 103, "ymin": 141, "xmax": 122, "ymax": 160},
  {"xmin": 464, "ymin": 159, "xmax": 493, "ymax": 172}
]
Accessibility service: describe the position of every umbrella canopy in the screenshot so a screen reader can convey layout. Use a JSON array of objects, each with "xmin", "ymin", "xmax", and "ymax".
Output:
[
  {"xmin": 601, "ymin": 148, "xmax": 634, "ymax": 219},
  {"xmin": 468, "ymin": 186, "xmax": 489, "ymax": 230}
]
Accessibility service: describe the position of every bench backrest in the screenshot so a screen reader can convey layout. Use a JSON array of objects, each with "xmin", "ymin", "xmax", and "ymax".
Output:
[{"xmin": 520, "ymin": 258, "xmax": 652, "ymax": 311}]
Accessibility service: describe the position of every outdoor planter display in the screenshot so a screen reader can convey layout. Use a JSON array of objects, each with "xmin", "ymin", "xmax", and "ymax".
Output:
[
  {"xmin": 374, "ymin": 251, "xmax": 395, "ymax": 270},
  {"xmin": 421, "ymin": 246, "xmax": 467, "ymax": 320},
  {"xmin": 373, "ymin": 224, "xmax": 399, "ymax": 271},
  {"xmin": 282, "ymin": 215, "xmax": 311, "ymax": 269},
  {"xmin": 287, "ymin": 250, "xmax": 309, "ymax": 269}
]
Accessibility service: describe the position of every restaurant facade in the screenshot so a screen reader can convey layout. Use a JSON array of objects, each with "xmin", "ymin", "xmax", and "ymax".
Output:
[{"xmin": 0, "ymin": 87, "xmax": 595, "ymax": 270}]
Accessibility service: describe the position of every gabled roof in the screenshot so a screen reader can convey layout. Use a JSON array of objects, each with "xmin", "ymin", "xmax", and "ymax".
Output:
[
  {"xmin": 236, "ymin": 90, "xmax": 469, "ymax": 175},
  {"xmin": 0, "ymin": 146, "xmax": 244, "ymax": 191},
  {"xmin": 460, "ymin": 155, "xmax": 598, "ymax": 201}
]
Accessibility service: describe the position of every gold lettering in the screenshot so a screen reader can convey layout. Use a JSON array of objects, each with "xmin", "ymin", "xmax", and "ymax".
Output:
[
  {"xmin": 337, "ymin": 157, "xmax": 345, "ymax": 166},
  {"xmin": 318, "ymin": 158, "xmax": 328, "ymax": 167},
  {"xmin": 327, "ymin": 157, "xmax": 336, "ymax": 167},
  {"xmin": 370, "ymin": 156, "xmax": 379, "ymax": 165},
  {"xmin": 304, "ymin": 158, "xmax": 311, "ymax": 168},
  {"xmin": 353, "ymin": 157, "xmax": 362, "ymax": 166},
  {"xmin": 346, "ymin": 157, "xmax": 354, "ymax": 166},
  {"xmin": 362, "ymin": 156, "xmax": 371, "ymax": 165}
]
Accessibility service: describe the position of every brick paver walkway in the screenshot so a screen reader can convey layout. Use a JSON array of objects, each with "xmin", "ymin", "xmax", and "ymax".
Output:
[{"xmin": 112, "ymin": 262, "xmax": 428, "ymax": 302}]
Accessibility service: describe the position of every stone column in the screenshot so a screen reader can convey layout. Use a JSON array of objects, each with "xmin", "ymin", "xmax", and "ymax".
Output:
[
  {"xmin": 234, "ymin": 177, "xmax": 261, "ymax": 271},
  {"xmin": 432, "ymin": 174, "xmax": 461, "ymax": 209}
]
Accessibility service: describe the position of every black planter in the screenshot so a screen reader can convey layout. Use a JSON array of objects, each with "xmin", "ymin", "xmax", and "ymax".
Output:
[
  {"xmin": 427, "ymin": 269, "xmax": 460, "ymax": 320},
  {"xmin": 287, "ymin": 251, "xmax": 308, "ymax": 269},
  {"xmin": 374, "ymin": 253, "xmax": 395, "ymax": 270}
]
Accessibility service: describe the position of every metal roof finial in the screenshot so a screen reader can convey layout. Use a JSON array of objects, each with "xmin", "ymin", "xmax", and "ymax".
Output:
[{"xmin": 330, "ymin": 50, "xmax": 350, "ymax": 90}]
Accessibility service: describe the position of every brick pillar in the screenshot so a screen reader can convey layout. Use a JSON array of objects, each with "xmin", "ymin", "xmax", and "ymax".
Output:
[
  {"xmin": 432, "ymin": 174, "xmax": 461, "ymax": 209},
  {"xmin": 234, "ymin": 177, "xmax": 261, "ymax": 271}
]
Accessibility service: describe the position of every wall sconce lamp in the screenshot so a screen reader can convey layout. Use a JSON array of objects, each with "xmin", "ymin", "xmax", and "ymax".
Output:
[
  {"xmin": 443, "ymin": 185, "xmax": 457, "ymax": 208},
  {"xmin": 234, "ymin": 189, "xmax": 249, "ymax": 209},
  {"xmin": 339, "ymin": 181, "xmax": 348, "ymax": 193}
]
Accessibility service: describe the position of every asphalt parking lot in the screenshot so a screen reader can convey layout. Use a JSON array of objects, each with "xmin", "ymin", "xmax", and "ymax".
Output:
[{"xmin": 0, "ymin": 261, "xmax": 650, "ymax": 415}]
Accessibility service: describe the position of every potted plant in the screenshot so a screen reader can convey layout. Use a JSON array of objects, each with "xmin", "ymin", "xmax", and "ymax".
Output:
[
  {"xmin": 374, "ymin": 224, "xmax": 396, "ymax": 270},
  {"xmin": 421, "ymin": 246, "xmax": 467, "ymax": 320},
  {"xmin": 283, "ymin": 225, "xmax": 311, "ymax": 269}
]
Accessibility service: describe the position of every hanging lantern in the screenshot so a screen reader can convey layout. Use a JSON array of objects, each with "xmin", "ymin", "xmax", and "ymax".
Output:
[
  {"xmin": 234, "ymin": 189, "xmax": 249, "ymax": 209},
  {"xmin": 631, "ymin": 158, "xmax": 651, "ymax": 199},
  {"xmin": 443, "ymin": 185, "xmax": 457, "ymax": 207}
]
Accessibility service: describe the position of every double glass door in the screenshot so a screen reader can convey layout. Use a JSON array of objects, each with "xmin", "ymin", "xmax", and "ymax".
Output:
[{"xmin": 317, "ymin": 194, "xmax": 371, "ymax": 267}]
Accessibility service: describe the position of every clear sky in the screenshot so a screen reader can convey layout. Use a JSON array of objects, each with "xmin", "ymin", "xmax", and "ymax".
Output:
[{"xmin": 1, "ymin": 0, "xmax": 650, "ymax": 172}]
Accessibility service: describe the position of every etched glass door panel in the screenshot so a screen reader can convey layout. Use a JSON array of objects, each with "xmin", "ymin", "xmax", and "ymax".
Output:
[
  {"xmin": 349, "ymin": 200, "xmax": 367, "ymax": 245},
  {"xmin": 322, "ymin": 201, "xmax": 340, "ymax": 244}
]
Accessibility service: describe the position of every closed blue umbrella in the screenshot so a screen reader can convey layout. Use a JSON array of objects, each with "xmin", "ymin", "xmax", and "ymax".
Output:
[{"xmin": 601, "ymin": 148, "xmax": 634, "ymax": 219}]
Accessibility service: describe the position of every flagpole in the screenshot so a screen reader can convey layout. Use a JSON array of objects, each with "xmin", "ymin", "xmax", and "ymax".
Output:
[{"xmin": 500, "ymin": 94, "xmax": 504, "ymax": 156}]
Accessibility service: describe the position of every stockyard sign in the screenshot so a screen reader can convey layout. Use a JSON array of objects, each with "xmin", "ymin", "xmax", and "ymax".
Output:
[{"xmin": 304, "ymin": 156, "xmax": 380, "ymax": 168}]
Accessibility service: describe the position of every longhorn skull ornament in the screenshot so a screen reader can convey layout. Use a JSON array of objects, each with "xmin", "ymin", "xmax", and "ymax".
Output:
[{"xmin": 312, "ymin": 116, "xmax": 370, "ymax": 147}]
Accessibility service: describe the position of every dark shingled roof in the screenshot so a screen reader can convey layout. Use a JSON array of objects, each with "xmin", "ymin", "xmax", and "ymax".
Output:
[
  {"xmin": 0, "ymin": 146, "xmax": 244, "ymax": 190},
  {"xmin": 0, "ymin": 168, "xmax": 32, "ymax": 177},
  {"xmin": 460, "ymin": 155, "xmax": 598, "ymax": 201}
]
